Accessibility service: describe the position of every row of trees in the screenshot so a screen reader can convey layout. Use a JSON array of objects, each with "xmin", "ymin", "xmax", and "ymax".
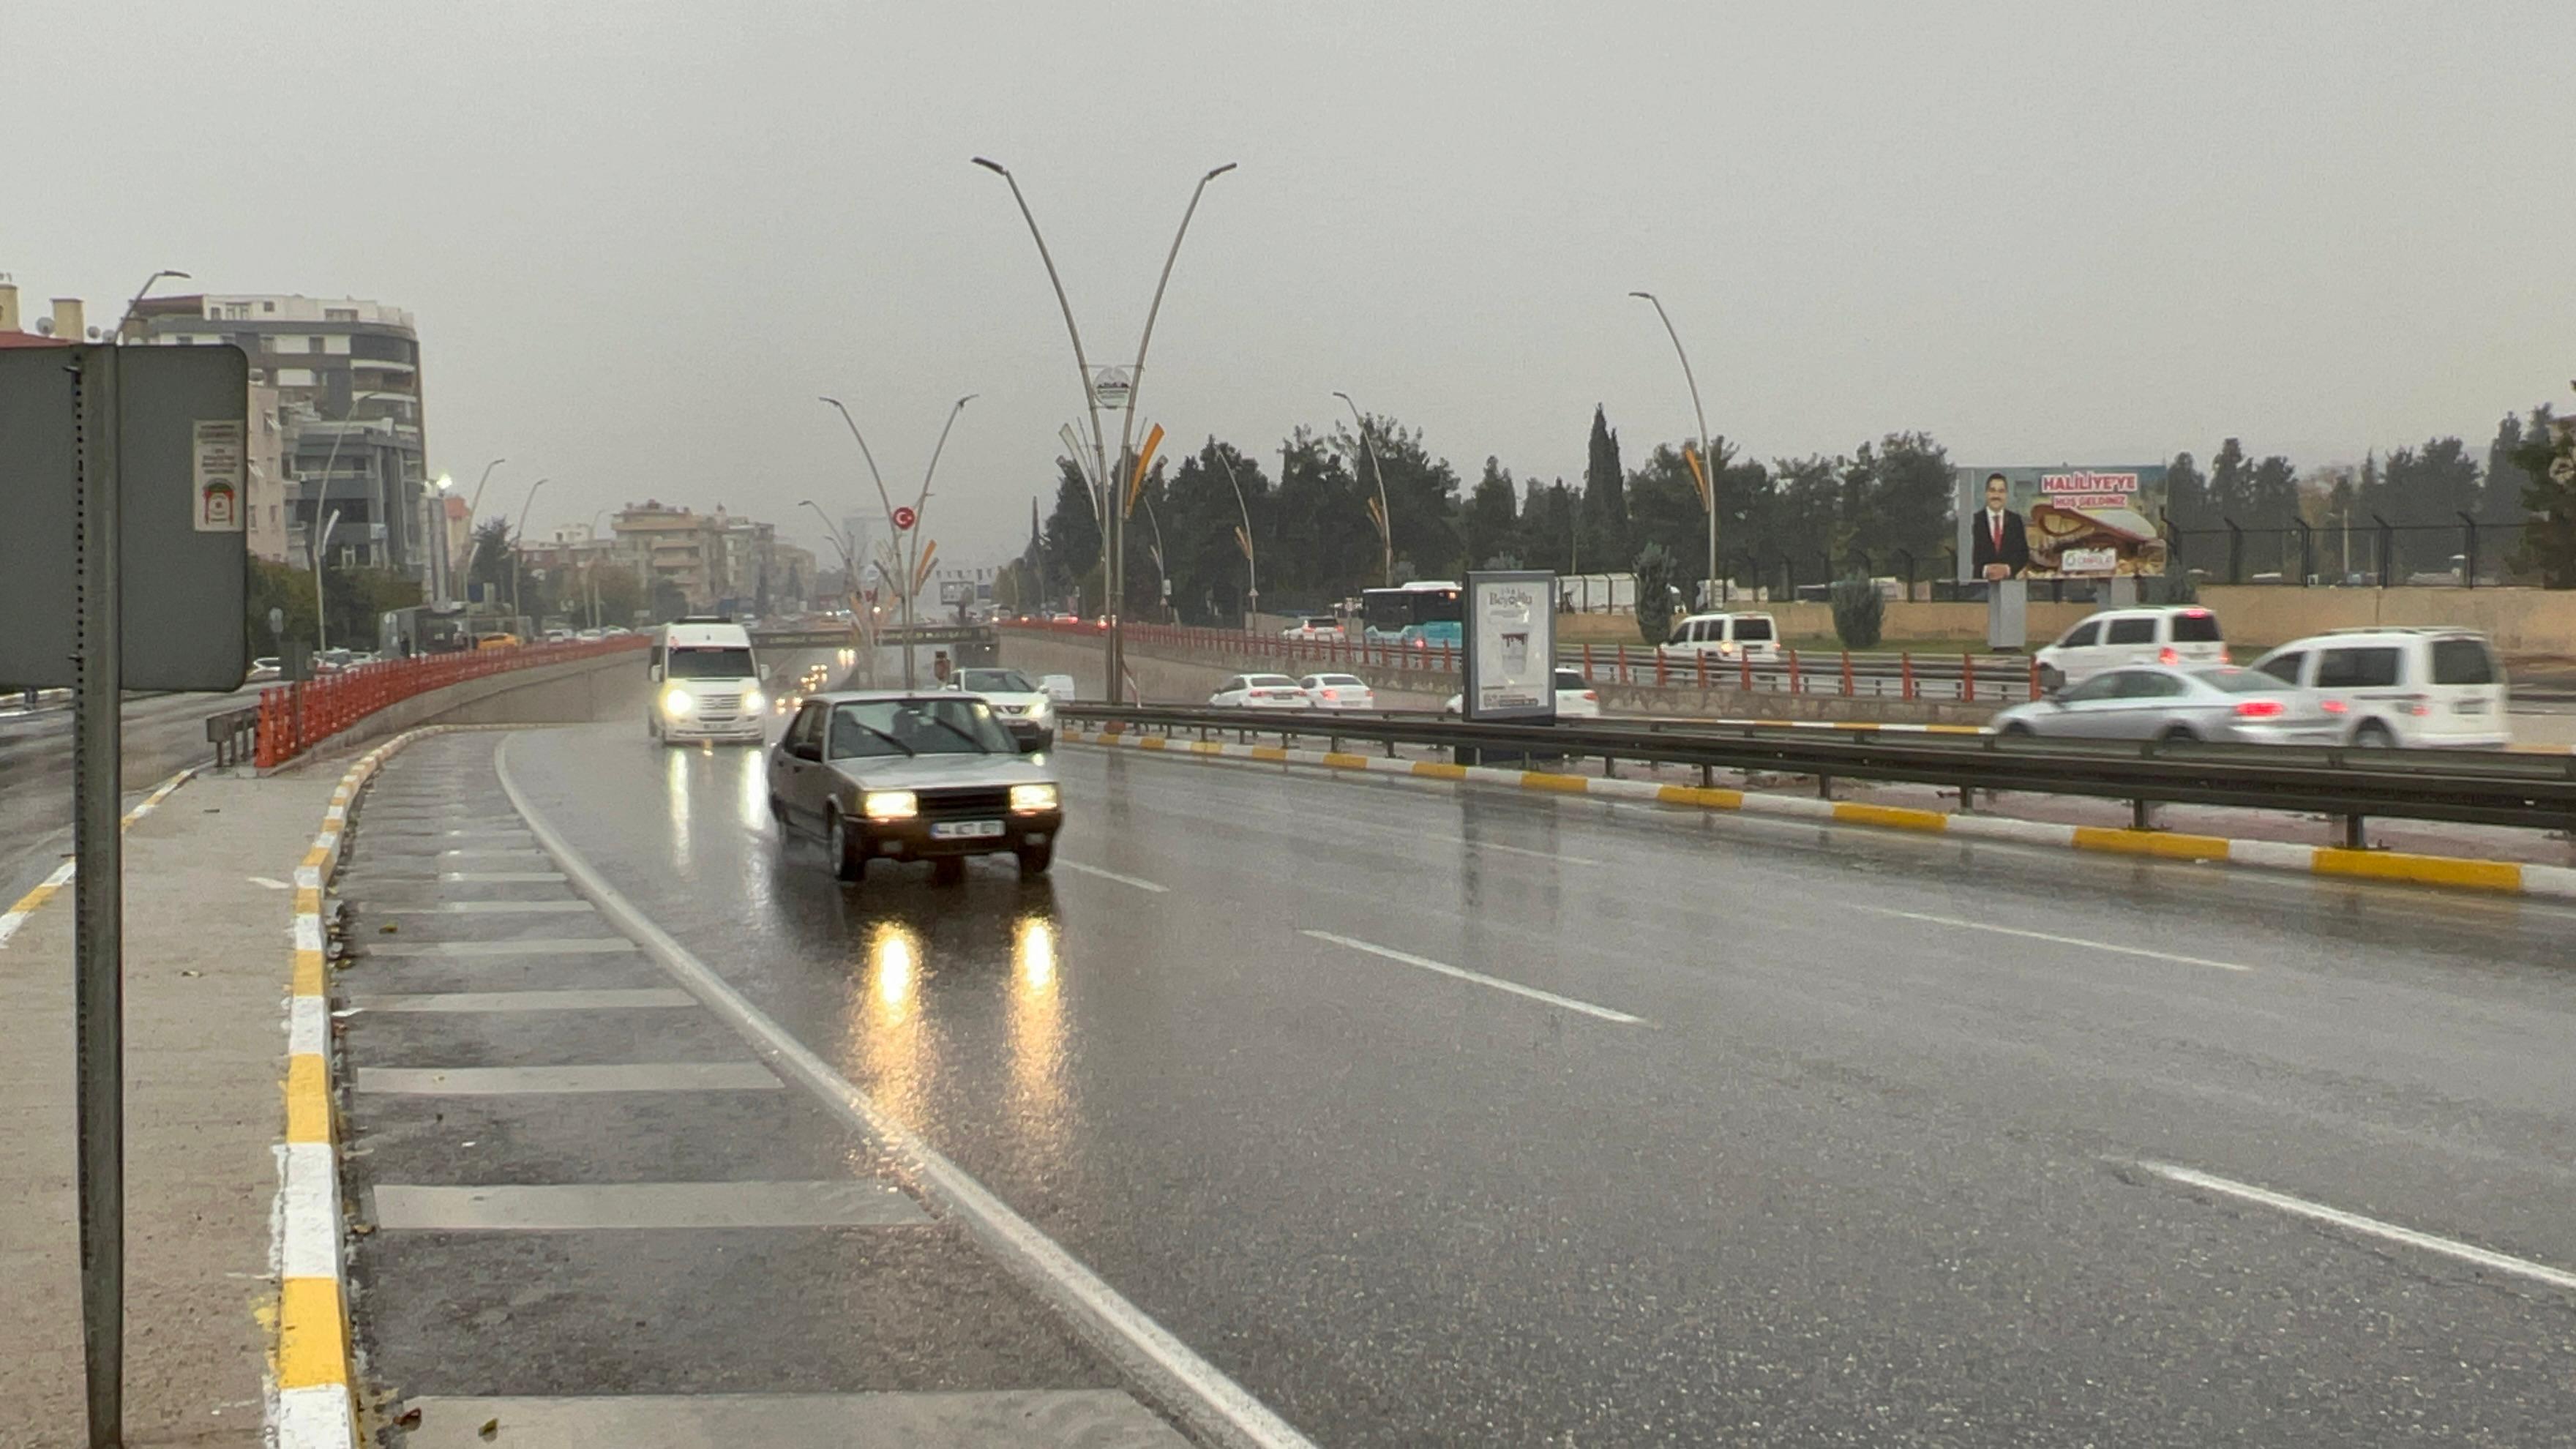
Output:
[{"xmin": 1003, "ymin": 395, "xmax": 2572, "ymax": 624}]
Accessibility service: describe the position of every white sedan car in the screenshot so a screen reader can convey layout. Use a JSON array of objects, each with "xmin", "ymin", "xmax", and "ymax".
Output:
[
  {"xmin": 1444, "ymin": 668, "xmax": 1602, "ymax": 719},
  {"xmin": 1210, "ymin": 673, "xmax": 1312, "ymax": 708},
  {"xmin": 1298, "ymin": 673, "xmax": 1376, "ymax": 710}
]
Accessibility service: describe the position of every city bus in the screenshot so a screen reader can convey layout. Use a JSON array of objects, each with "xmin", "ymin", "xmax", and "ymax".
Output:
[{"xmin": 1360, "ymin": 581, "xmax": 1464, "ymax": 649}]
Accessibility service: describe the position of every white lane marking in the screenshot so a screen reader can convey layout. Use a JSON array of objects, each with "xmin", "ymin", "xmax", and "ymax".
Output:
[
  {"xmin": 2138, "ymin": 1160, "xmax": 2576, "ymax": 1292},
  {"xmin": 248, "ymin": 875, "xmax": 293, "ymax": 890},
  {"xmin": 1853, "ymin": 905, "xmax": 2254, "ymax": 973},
  {"xmin": 1057, "ymin": 859, "xmax": 1169, "ymax": 893},
  {"xmin": 492, "ymin": 736, "xmax": 1317, "ymax": 1449},
  {"xmin": 1300, "ymin": 929, "xmax": 1645, "ymax": 1025}
]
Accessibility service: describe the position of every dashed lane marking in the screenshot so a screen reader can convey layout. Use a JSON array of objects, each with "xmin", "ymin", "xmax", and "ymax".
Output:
[
  {"xmin": 1848, "ymin": 905, "xmax": 2255, "ymax": 973},
  {"xmin": 2138, "ymin": 1160, "xmax": 2576, "ymax": 1292},
  {"xmin": 1300, "ymin": 929, "xmax": 1647, "ymax": 1025},
  {"xmin": 1056, "ymin": 860, "xmax": 1169, "ymax": 893}
]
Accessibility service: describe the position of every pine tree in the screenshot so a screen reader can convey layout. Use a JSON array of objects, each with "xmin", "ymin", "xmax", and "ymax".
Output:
[
  {"xmin": 1580, "ymin": 405, "xmax": 1628, "ymax": 569},
  {"xmin": 2208, "ymin": 438, "xmax": 2253, "ymax": 523},
  {"xmin": 2481, "ymin": 413, "xmax": 2534, "ymax": 528},
  {"xmin": 1464, "ymin": 457, "xmax": 1519, "ymax": 569},
  {"xmin": 2165, "ymin": 452, "xmax": 2206, "ymax": 534},
  {"xmin": 2509, "ymin": 401, "xmax": 2573, "ymax": 588}
]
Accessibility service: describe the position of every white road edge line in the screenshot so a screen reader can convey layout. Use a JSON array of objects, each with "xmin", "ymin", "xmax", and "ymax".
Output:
[
  {"xmin": 1856, "ymin": 905, "xmax": 2255, "ymax": 973},
  {"xmin": 491, "ymin": 735, "xmax": 1313, "ymax": 1449},
  {"xmin": 1301, "ymin": 929, "xmax": 1646, "ymax": 1025},
  {"xmin": 1057, "ymin": 859, "xmax": 1169, "ymax": 893},
  {"xmin": 2137, "ymin": 1160, "xmax": 2576, "ymax": 1292}
]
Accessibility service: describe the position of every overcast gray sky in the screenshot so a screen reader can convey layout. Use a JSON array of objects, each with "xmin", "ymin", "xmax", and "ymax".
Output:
[{"xmin": 9, "ymin": 2, "xmax": 2568, "ymax": 567}]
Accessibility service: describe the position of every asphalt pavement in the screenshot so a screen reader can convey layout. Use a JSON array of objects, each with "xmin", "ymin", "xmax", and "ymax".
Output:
[
  {"xmin": 383, "ymin": 719, "xmax": 2576, "ymax": 1446},
  {"xmin": 0, "ymin": 684, "xmax": 262, "ymax": 906}
]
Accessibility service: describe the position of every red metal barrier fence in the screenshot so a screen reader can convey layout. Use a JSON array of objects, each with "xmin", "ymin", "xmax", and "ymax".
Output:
[{"xmin": 253, "ymin": 635, "xmax": 648, "ymax": 768}]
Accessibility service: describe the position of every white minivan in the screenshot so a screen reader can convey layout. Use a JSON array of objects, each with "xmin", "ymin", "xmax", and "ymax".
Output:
[
  {"xmin": 2035, "ymin": 606, "xmax": 2226, "ymax": 692},
  {"xmin": 2248, "ymin": 629, "xmax": 2510, "ymax": 748},
  {"xmin": 1661, "ymin": 612, "xmax": 1781, "ymax": 663},
  {"xmin": 648, "ymin": 617, "xmax": 768, "ymax": 744}
]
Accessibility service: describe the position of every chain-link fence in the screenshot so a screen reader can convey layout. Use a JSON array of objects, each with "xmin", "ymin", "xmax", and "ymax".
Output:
[{"xmin": 2168, "ymin": 518, "xmax": 2537, "ymax": 587}]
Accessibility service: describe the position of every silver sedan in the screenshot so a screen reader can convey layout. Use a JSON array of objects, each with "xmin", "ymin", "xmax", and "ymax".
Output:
[{"xmin": 1989, "ymin": 665, "xmax": 2318, "ymax": 744}]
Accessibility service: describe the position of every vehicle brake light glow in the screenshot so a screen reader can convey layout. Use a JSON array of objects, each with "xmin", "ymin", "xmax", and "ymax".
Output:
[
  {"xmin": 2158, "ymin": 646, "xmax": 2179, "ymax": 665},
  {"xmin": 2321, "ymin": 699, "xmax": 2348, "ymax": 714},
  {"xmin": 2405, "ymin": 694, "xmax": 2432, "ymax": 716},
  {"xmin": 1321, "ymin": 689, "xmax": 1338, "ymax": 699},
  {"xmin": 2234, "ymin": 699, "xmax": 2285, "ymax": 719},
  {"xmin": 2184, "ymin": 608, "xmax": 2212, "ymax": 617},
  {"xmin": 1581, "ymin": 691, "xmax": 1598, "ymax": 702}
]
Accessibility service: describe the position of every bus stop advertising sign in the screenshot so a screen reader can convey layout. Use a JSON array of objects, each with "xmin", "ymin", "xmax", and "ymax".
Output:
[{"xmin": 1461, "ymin": 570, "xmax": 1556, "ymax": 722}]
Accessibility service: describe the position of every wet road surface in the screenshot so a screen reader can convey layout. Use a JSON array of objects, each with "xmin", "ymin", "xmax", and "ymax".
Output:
[{"xmin": 362, "ymin": 721, "xmax": 2576, "ymax": 1445}]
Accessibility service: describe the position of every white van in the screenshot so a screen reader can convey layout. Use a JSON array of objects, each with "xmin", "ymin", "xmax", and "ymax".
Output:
[
  {"xmin": 2248, "ymin": 628, "xmax": 2510, "ymax": 748},
  {"xmin": 2034, "ymin": 606, "xmax": 2225, "ymax": 691},
  {"xmin": 648, "ymin": 618, "xmax": 768, "ymax": 744},
  {"xmin": 1661, "ymin": 612, "xmax": 1781, "ymax": 662}
]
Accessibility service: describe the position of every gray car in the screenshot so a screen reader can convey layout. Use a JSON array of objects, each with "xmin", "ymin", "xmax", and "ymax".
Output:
[
  {"xmin": 1989, "ymin": 665, "xmax": 2316, "ymax": 744},
  {"xmin": 767, "ymin": 691, "xmax": 1063, "ymax": 883}
]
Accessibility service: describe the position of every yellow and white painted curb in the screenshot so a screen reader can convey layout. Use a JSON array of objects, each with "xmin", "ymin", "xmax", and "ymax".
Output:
[
  {"xmin": 272, "ymin": 724, "xmax": 495, "ymax": 1447},
  {"xmin": 1063, "ymin": 727, "xmax": 2576, "ymax": 904},
  {"xmin": 0, "ymin": 766, "xmax": 198, "ymax": 951}
]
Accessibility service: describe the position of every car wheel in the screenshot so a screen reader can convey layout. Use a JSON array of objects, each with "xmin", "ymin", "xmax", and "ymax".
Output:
[
  {"xmin": 2352, "ymin": 720, "xmax": 2396, "ymax": 748},
  {"xmin": 1999, "ymin": 722, "xmax": 2035, "ymax": 737},
  {"xmin": 825, "ymin": 809, "xmax": 865, "ymax": 883},
  {"xmin": 2159, "ymin": 725, "xmax": 2199, "ymax": 744},
  {"xmin": 931, "ymin": 857, "xmax": 967, "ymax": 886},
  {"xmin": 768, "ymin": 795, "xmax": 793, "ymax": 839},
  {"xmin": 1016, "ymin": 841, "xmax": 1054, "ymax": 877}
]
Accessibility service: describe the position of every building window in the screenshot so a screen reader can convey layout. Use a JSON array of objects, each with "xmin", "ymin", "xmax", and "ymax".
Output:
[
  {"xmin": 324, "ymin": 308, "xmax": 358, "ymax": 323},
  {"xmin": 261, "ymin": 301, "xmax": 275, "ymax": 313}
]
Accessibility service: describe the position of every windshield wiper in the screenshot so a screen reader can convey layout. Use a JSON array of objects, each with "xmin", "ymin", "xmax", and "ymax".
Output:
[
  {"xmin": 837, "ymin": 722, "xmax": 914, "ymax": 757},
  {"xmin": 919, "ymin": 716, "xmax": 993, "ymax": 751}
]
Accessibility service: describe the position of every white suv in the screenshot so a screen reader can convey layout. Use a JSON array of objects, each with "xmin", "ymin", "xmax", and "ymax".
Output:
[
  {"xmin": 2248, "ymin": 629, "xmax": 2510, "ymax": 748},
  {"xmin": 1660, "ymin": 612, "xmax": 1781, "ymax": 662},
  {"xmin": 2035, "ymin": 606, "xmax": 2225, "ymax": 691}
]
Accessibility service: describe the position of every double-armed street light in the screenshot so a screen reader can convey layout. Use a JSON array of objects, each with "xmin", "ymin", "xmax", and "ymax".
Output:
[
  {"xmin": 1332, "ymin": 390, "xmax": 1395, "ymax": 587},
  {"xmin": 973, "ymin": 154, "xmax": 1236, "ymax": 703},
  {"xmin": 1630, "ymin": 291, "xmax": 1720, "ymax": 604},
  {"xmin": 510, "ymin": 476, "xmax": 551, "ymax": 628},
  {"xmin": 819, "ymin": 394, "xmax": 976, "ymax": 688}
]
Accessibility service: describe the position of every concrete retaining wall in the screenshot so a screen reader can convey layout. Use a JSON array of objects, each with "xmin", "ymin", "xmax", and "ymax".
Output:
[{"xmin": 282, "ymin": 650, "xmax": 652, "ymax": 768}]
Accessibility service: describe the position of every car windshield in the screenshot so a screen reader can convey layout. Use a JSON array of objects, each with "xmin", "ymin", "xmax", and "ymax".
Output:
[
  {"xmin": 825, "ymin": 697, "xmax": 1011, "ymax": 758},
  {"xmin": 956, "ymin": 669, "xmax": 1036, "ymax": 692},
  {"xmin": 1732, "ymin": 617, "xmax": 1774, "ymax": 641},
  {"xmin": 1554, "ymin": 670, "xmax": 1588, "ymax": 690},
  {"xmin": 666, "ymin": 646, "xmax": 755, "ymax": 679}
]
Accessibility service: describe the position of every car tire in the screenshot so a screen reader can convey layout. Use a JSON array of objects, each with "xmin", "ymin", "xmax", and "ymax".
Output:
[
  {"xmin": 768, "ymin": 795, "xmax": 793, "ymax": 839},
  {"xmin": 2352, "ymin": 721, "xmax": 2396, "ymax": 748},
  {"xmin": 1999, "ymin": 722, "xmax": 2035, "ymax": 737},
  {"xmin": 931, "ymin": 857, "xmax": 967, "ymax": 886},
  {"xmin": 1016, "ymin": 841, "xmax": 1054, "ymax": 877},
  {"xmin": 2159, "ymin": 725, "xmax": 2199, "ymax": 744},
  {"xmin": 825, "ymin": 809, "xmax": 866, "ymax": 883}
]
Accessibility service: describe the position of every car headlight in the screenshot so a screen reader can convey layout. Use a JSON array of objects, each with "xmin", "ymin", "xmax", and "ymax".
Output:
[
  {"xmin": 742, "ymin": 687, "xmax": 765, "ymax": 714},
  {"xmin": 861, "ymin": 790, "xmax": 918, "ymax": 821},
  {"xmin": 1025, "ymin": 697, "xmax": 1050, "ymax": 720},
  {"xmin": 661, "ymin": 688, "xmax": 694, "ymax": 716},
  {"xmin": 1010, "ymin": 783, "xmax": 1060, "ymax": 815}
]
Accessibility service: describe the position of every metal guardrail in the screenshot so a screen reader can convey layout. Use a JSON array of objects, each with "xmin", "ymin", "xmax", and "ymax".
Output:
[
  {"xmin": 204, "ymin": 705, "xmax": 259, "ymax": 768},
  {"xmin": 1058, "ymin": 703, "xmax": 2576, "ymax": 846},
  {"xmin": 753, "ymin": 624, "xmax": 995, "ymax": 649}
]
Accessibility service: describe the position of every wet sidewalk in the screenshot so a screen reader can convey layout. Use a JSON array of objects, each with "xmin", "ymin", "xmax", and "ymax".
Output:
[{"xmin": 0, "ymin": 764, "xmax": 340, "ymax": 1447}]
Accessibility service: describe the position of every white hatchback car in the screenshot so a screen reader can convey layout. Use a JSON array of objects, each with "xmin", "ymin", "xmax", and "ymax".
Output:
[
  {"xmin": 1298, "ymin": 673, "xmax": 1376, "ymax": 710},
  {"xmin": 2035, "ymin": 606, "xmax": 2227, "ymax": 691},
  {"xmin": 1442, "ymin": 668, "xmax": 1602, "ymax": 719},
  {"xmin": 1210, "ymin": 673, "xmax": 1311, "ymax": 708},
  {"xmin": 1281, "ymin": 615, "xmax": 1346, "ymax": 642},
  {"xmin": 2247, "ymin": 629, "xmax": 2510, "ymax": 748}
]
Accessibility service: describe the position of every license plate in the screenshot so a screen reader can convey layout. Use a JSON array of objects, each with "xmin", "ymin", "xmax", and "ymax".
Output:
[
  {"xmin": 930, "ymin": 820, "xmax": 1003, "ymax": 840},
  {"xmin": 2455, "ymin": 699, "xmax": 2487, "ymax": 714}
]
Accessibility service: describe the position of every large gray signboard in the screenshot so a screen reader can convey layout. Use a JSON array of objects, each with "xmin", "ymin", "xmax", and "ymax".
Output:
[
  {"xmin": 1461, "ymin": 570, "xmax": 1556, "ymax": 722},
  {"xmin": 0, "ymin": 345, "xmax": 249, "ymax": 689}
]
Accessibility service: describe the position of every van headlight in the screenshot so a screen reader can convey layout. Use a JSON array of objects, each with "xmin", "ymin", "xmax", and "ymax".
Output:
[
  {"xmin": 661, "ymin": 688, "xmax": 694, "ymax": 716},
  {"xmin": 1010, "ymin": 783, "xmax": 1059, "ymax": 815},
  {"xmin": 741, "ymin": 687, "xmax": 765, "ymax": 714},
  {"xmin": 862, "ymin": 790, "xmax": 918, "ymax": 821}
]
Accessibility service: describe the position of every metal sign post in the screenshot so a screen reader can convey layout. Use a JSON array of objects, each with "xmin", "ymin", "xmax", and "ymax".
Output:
[{"xmin": 73, "ymin": 346, "xmax": 127, "ymax": 1449}]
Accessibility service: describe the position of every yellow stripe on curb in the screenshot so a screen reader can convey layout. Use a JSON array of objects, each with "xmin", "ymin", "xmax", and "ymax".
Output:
[
  {"xmin": 1519, "ymin": 771, "xmax": 1592, "ymax": 794},
  {"xmin": 1189, "ymin": 740, "xmax": 1226, "ymax": 754},
  {"xmin": 1321, "ymin": 752, "xmax": 1371, "ymax": 770},
  {"xmin": 2073, "ymin": 827, "xmax": 2231, "ymax": 860},
  {"xmin": 292, "ymin": 948, "xmax": 326, "ymax": 997},
  {"xmin": 1138, "ymin": 735, "xmax": 1169, "ymax": 750},
  {"xmin": 1412, "ymin": 761, "xmax": 1469, "ymax": 781},
  {"xmin": 1248, "ymin": 746, "xmax": 1289, "ymax": 762},
  {"xmin": 284, "ymin": 1055, "xmax": 333, "ymax": 1145},
  {"xmin": 1832, "ymin": 802, "xmax": 1950, "ymax": 833},
  {"xmin": 1657, "ymin": 784, "xmax": 1745, "ymax": 809},
  {"xmin": 274, "ymin": 1276, "xmax": 351, "ymax": 1390},
  {"xmin": 2313, "ymin": 849, "xmax": 2523, "ymax": 894}
]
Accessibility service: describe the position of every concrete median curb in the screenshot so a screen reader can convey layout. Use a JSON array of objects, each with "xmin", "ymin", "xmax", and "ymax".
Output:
[
  {"xmin": 1062, "ymin": 727, "xmax": 2576, "ymax": 905},
  {"xmin": 270, "ymin": 724, "xmax": 510, "ymax": 1449}
]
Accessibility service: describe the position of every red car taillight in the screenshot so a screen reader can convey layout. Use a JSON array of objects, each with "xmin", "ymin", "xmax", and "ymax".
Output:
[
  {"xmin": 2234, "ymin": 699, "xmax": 2284, "ymax": 719},
  {"xmin": 1320, "ymin": 689, "xmax": 1337, "ymax": 700},
  {"xmin": 2158, "ymin": 646, "xmax": 2179, "ymax": 665},
  {"xmin": 2321, "ymin": 698, "xmax": 2348, "ymax": 714},
  {"xmin": 1581, "ymin": 691, "xmax": 1598, "ymax": 702}
]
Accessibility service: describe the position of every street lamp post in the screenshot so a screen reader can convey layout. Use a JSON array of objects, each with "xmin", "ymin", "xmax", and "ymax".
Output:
[
  {"xmin": 114, "ymin": 269, "xmax": 190, "ymax": 338},
  {"xmin": 1216, "ymin": 449, "xmax": 1259, "ymax": 622},
  {"xmin": 1630, "ymin": 291, "xmax": 1719, "ymax": 606},
  {"xmin": 457, "ymin": 457, "xmax": 506, "ymax": 602},
  {"xmin": 974, "ymin": 155, "xmax": 1236, "ymax": 703},
  {"xmin": 312, "ymin": 508, "xmax": 343, "ymax": 656},
  {"xmin": 511, "ymin": 476, "xmax": 550, "ymax": 631},
  {"xmin": 1333, "ymin": 391, "xmax": 1394, "ymax": 586},
  {"xmin": 820, "ymin": 395, "xmax": 976, "ymax": 689}
]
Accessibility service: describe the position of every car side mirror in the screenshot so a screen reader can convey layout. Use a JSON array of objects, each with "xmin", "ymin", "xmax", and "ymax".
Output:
[
  {"xmin": 790, "ymin": 741, "xmax": 821, "ymax": 762},
  {"xmin": 760, "ymin": 664, "xmax": 774, "ymax": 682},
  {"xmin": 648, "ymin": 664, "xmax": 663, "ymax": 682}
]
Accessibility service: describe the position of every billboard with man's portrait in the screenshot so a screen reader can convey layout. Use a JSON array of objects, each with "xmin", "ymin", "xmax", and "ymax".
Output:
[{"xmin": 1954, "ymin": 465, "xmax": 2168, "ymax": 582}]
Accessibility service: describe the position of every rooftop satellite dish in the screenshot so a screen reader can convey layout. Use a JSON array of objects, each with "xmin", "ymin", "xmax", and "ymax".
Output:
[
  {"xmin": 86, "ymin": 326, "xmax": 102, "ymax": 340},
  {"xmin": 34, "ymin": 317, "xmax": 54, "ymax": 336}
]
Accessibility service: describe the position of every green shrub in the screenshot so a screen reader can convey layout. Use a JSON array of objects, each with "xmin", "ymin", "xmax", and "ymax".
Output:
[{"xmin": 1830, "ymin": 577, "xmax": 1884, "ymax": 649}]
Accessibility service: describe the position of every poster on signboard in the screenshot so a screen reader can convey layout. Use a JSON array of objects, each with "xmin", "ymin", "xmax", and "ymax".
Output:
[
  {"xmin": 1954, "ymin": 465, "xmax": 2168, "ymax": 581},
  {"xmin": 1462, "ymin": 570, "xmax": 1554, "ymax": 722}
]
